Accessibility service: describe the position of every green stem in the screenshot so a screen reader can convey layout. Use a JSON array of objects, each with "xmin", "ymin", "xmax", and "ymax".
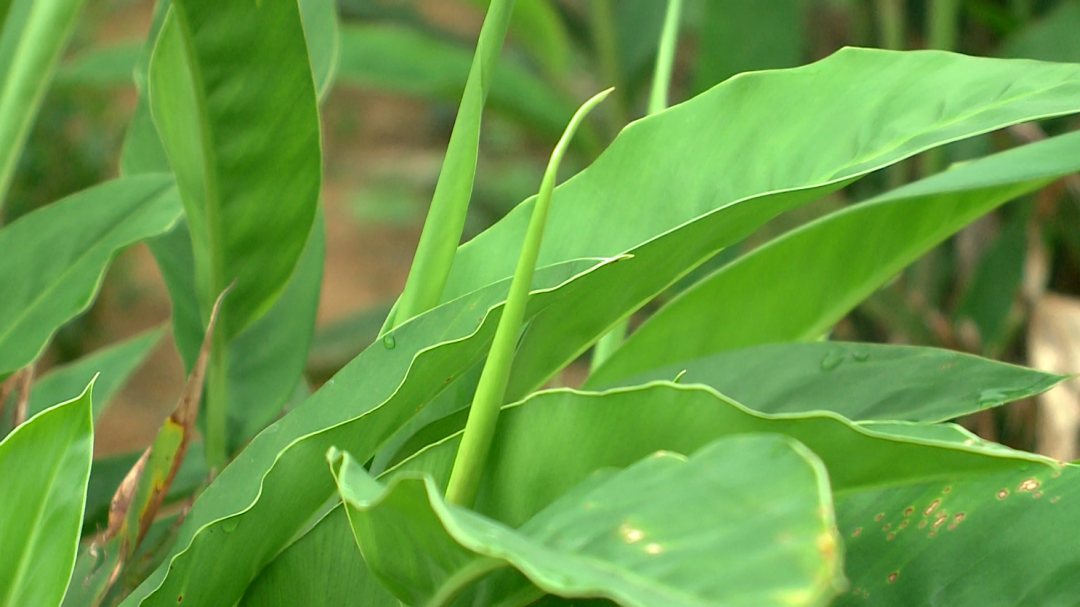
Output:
[
  {"xmin": 591, "ymin": 0, "xmax": 682, "ymax": 371},
  {"xmin": 445, "ymin": 88, "xmax": 613, "ymax": 508},
  {"xmin": 647, "ymin": 0, "xmax": 683, "ymax": 115},
  {"xmin": 875, "ymin": 0, "xmax": 907, "ymax": 191},
  {"xmin": 924, "ymin": 0, "xmax": 960, "ymax": 176},
  {"xmin": 874, "ymin": 0, "xmax": 905, "ymax": 51},
  {"xmin": 0, "ymin": 0, "xmax": 89, "ymax": 214},
  {"xmin": 927, "ymin": 0, "xmax": 960, "ymax": 52},
  {"xmin": 205, "ymin": 324, "xmax": 228, "ymax": 469},
  {"xmin": 589, "ymin": 0, "xmax": 627, "ymax": 135},
  {"xmin": 394, "ymin": 0, "xmax": 517, "ymax": 327}
]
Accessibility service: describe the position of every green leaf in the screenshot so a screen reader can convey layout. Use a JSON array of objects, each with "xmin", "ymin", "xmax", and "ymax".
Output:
[
  {"xmin": 124, "ymin": 50, "xmax": 1080, "ymax": 605},
  {"xmin": 151, "ymin": 214, "xmax": 326, "ymax": 453},
  {"xmin": 0, "ymin": 175, "xmax": 182, "ymax": 377},
  {"xmin": 833, "ymin": 463, "xmax": 1080, "ymax": 605},
  {"xmin": 388, "ymin": 384, "xmax": 1052, "ymax": 530},
  {"xmin": 119, "ymin": 258, "xmax": 602, "ymax": 607},
  {"xmin": 0, "ymin": 0, "xmax": 90, "ymax": 210},
  {"xmin": 54, "ymin": 41, "xmax": 143, "ymax": 87},
  {"xmin": 462, "ymin": 0, "xmax": 572, "ymax": 77},
  {"xmin": 333, "ymin": 434, "xmax": 843, "ymax": 607},
  {"xmin": 299, "ymin": 0, "xmax": 339, "ymax": 100},
  {"xmin": 692, "ymin": 0, "xmax": 803, "ymax": 92},
  {"xmin": 0, "ymin": 381, "xmax": 93, "ymax": 607},
  {"xmin": 586, "ymin": 129, "xmax": 1080, "ymax": 388},
  {"xmin": 1000, "ymin": 0, "xmax": 1080, "ymax": 62},
  {"xmin": 240, "ymin": 507, "xmax": 397, "ymax": 607},
  {"xmin": 28, "ymin": 327, "xmax": 164, "ymax": 420},
  {"xmin": 147, "ymin": 1, "xmax": 321, "ymax": 339},
  {"xmin": 599, "ymin": 342, "xmax": 1067, "ymax": 422},
  {"xmin": 953, "ymin": 205, "xmax": 1030, "ymax": 356}
]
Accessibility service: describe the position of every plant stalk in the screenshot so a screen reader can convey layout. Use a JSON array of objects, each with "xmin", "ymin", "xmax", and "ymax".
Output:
[
  {"xmin": 591, "ymin": 0, "xmax": 682, "ymax": 371},
  {"xmin": 393, "ymin": 0, "xmax": 516, "ymax": 328},
  {"xmin": 0, "ymin": 0, "xmax": 89, "ymax": 214},
  {"xmin": 924, "ymin": 0, "xmax": 960, "ymax": 176},
  {"xmin": 444, "ymin": 88, "xmax": 613, "ymax": 508},
  {"xmin": 204, "ymin": 324, "xmax": 228, "ymax": 469},
  {"xmin": 589, "ymin": 0, "xmax": 627, "ymax": 135}
]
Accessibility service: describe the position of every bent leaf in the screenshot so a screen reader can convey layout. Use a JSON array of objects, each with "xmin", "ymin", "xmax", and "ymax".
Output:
[
  {"xmin": 29, "ymin": 327, "xmax": 164, "ymax": 420},
  {"xmin": 0, "ymin": 175, "xmax": 181, "ymax": 377},
  {"xmin": 333, "ymin": 434, "xmax": 843, "ymax": 607},
  {"xmin": 588, "ymin": 129, "xmax": 1080, "ymax": 387},
  {"xmin": 0, "ymin": 382, "xmax": 94, "ymax": 607},
  {"xmin": 600, "ymin": 342, "xmax": 1067, "ymax": 422},
  {"xmin": 388, "ymin": 384, "xmax": 1054, "ymax": 529}
]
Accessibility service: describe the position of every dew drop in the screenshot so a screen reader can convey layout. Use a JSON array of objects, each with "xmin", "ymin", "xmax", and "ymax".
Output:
[
  {"xmin": 887, "ymin": 572, "xmax": 899, "ymax": 584},
  {"xmin": 853, "ymin": 351, "xmax": 871, "ymax": 362},
  {"xmin": 223, "ymin": 519, "xmax": 239, "ymax": 533},
  {"xmin": 820, "ymin": 350, "xmax": 846, "ymax": 370},
  {"xmin": 977, "ymin": 389, "xmax": 1008, "ymax": 407},
  {"xmin": 382, "ymin": 334, "xmax": 396, "ymax": 349}
]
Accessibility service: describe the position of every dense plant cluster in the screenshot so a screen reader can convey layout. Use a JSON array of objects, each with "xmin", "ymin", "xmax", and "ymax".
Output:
[{"xmin": 2, "ymin": 1, "xmax": 1080, "ymax": 606}]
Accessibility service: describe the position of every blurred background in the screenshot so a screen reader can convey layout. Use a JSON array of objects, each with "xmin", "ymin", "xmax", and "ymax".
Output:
[{"xmin": 8, "ymin": 0, "xmax": 1079, "ymax": 460}]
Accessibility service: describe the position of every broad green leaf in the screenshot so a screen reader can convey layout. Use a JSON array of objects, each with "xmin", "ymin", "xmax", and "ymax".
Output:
[
  {"xmin": 336, "ymin": 24, "xmax": 582, "ymax": 145},
  {"xmin": 119, "ymin": 258, "xmax": 604, "ymax": 607},
  {"xmin": 600, "ymin": 342, "xmax": 1067, "ymax": 422},
  {"xmin": 54, "ymin": 41, "xmax": 142, "ymax": 87},
  {"xmin": 587, "ymin": 129, "xmax": 1080, "ymax": 388},
  {"xmin": 1000, "ymin": 0, "xmax": 1080, "ymax": 62},
  {"xmin": 28, "ymin": 327, "xmax": 164, "ymax": 420},
  {"xmin": 333, "ymin": 435, "xmax": 843, "ymax": 607},
  {"xmin": 150, "ymin": 214, "xmax": 326, "ymax": 453},
  {"xmin": 0, "ymin": 175, "xmax": 181, "ymax": 377},
  {"xmin": 147, "ymin": 1, "xmax": 321, "ymax": 339},
  {"xmin": 0, "ymin": 0, "xmax": 89, "ymax": 210},
  {"xmin": 692, "ymin": 0, "xmax": 803, "ymax": 92},
  {"xmin": 833, "ymin": 463, "xmax": 1080, "ymax": 605},
  {"xmin": 388, "ymin": 384, "xmax": 1053, "ymax": 530},
  {"xmin": 0, "ymin": 382, "xmax": 93, "ymax": 607},
  {"xmin": 462, "ymin": 0, "xmax": 571, "ymax": 77},
  {"xmin": 448, "ymin": 52, "xmax": 1080, "ymax": 404},
  {"xmin": 240, "ymin": 507, "xmax": 397, "ymax": 607}
]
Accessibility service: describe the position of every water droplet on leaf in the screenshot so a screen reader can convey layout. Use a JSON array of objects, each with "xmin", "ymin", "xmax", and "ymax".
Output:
[
  {"xmin": 820, "ymin": 350, "xmax": 846, "ymax": 371},
  {"xmin": 383, "ymin": 334, "xmax": 396, "ymax": 349}
]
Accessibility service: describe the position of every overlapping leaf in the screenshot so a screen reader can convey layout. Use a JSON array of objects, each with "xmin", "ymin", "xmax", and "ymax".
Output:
[
  {"xmin": 333, "ymin": 435, "xmax": 843, "ymax": 607},
  {"xmin": 123, "ymin": 50, "xmax": 1080, "ymax": 605},
  {"xmin": 588, "ymin": 129, "xmax": 1080, "ymax": 387}
]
